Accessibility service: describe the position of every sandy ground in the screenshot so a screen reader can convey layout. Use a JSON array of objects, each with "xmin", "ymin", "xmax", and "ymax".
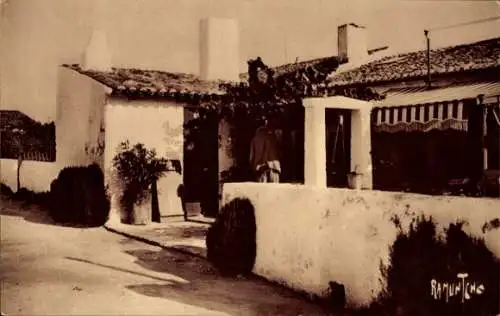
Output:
[{"xmin": 0, "ymin": 199, "xmax": 327, "ymax": 316}]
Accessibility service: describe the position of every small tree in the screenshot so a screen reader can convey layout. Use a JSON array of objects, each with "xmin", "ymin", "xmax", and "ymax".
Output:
[{"xmin": 11, "ymin": 128, "xmax": 25, "ymax": 191}]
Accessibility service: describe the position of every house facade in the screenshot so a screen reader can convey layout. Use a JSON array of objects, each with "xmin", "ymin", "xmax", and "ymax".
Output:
[
  {"xmin": 55, "ymin": 18, "xmax": 240, "ymax": 222},
  {"xmin": 227, "ymin": 23, "xmax": 500, "ymax": 196},
  {"xmin": 323, "ymin": 26, "xmax": 500, "ymax": 195}
]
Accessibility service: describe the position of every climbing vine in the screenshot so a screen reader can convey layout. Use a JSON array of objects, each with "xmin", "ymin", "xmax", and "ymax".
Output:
[
  {"xmin": 189, "ymin": 56, "xmax": 384, "ymax": 124},
  {"xmin": 184, "ymin": 56, "xmax": 385, "ymax": 181}
]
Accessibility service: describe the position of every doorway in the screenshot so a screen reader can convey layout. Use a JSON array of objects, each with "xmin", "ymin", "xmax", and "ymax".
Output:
[
  {"xmin": 325, "ymin": 108, "xmax": 352, "ymax": 188},
  {"xmin": 183, "ymin": 109, "xmax": 220, "ymax": 218}
]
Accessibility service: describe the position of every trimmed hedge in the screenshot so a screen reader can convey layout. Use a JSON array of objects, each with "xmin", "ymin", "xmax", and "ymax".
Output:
[
  {"xmin": 0, "ymin": 183, "xmax": 14, "ymax": 197},
  {"xmin": 206, "ymin": 198, "xmax": 257, "ymax": 276},
  {"xmin": 49, "ymin": 164, "xmax": 110, "ymax": 226},
  {"xmin": 1, "ymin": 183, "xmax": 50, "ymax": 207},
  {"xmin": 14, "ymin": 188, "xmax": 51, "ymax": 207}
]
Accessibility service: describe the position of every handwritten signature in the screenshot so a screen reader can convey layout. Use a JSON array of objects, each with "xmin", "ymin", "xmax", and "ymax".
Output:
[{"xmin": 431, "ymin": 273, "xmax": 485, "ymax": 303}]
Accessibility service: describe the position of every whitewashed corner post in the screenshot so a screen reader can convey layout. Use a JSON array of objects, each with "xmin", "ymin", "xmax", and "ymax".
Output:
[
  {"xmin": 350, "ymin": 107, "xmax": 373, "ymax": 190},
  {"xmin": 303, "ymin": 99, "xmax": 327, "ymax": 188}
]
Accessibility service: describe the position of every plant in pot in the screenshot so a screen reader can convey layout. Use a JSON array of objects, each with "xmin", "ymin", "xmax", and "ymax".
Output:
[{"xmin": 113, "ymin": 141, "xmax": 168, "ymax": 225}]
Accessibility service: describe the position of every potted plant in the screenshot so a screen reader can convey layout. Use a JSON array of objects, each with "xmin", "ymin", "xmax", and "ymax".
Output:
[{"xmin": 113, "ymin": 141, "xmax": 168, "ymax": 225}]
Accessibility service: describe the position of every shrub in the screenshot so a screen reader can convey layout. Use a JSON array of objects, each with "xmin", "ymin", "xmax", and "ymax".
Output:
[
  {"xmin": 1, "ymin": 183, "xmax": 14, "ymax": 197},
  {"xmin": 12, "ymin": 187, "xmax": 51, "ymax": 208},
  {"xmin": 49, "ymin": 164, "xmax": 110, "ymax": 226},
  {"xmin": 13, "ymin": 187, "xmax": 35, "ymax": 201},
  {"xmin": 374, "ymin": 216, "xmax": 500, "ymax": 316},
  {"xmin": 206, "ymin": 198, "xmax": 257, "ymax": 276}
]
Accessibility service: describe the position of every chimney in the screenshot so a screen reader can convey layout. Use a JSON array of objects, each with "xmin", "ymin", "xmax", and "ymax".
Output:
[
  {"xmin": 199, "ymin": 17, "xmax": 240, "ymax": 82},
  {"xmin": 338, "ymin": 23, "xmax": 368, "ymax": 65},
  {"xmin": 82, "ymin": 1, "xmax": 112, "ymax": 72},
  {"xmin": 82, "ymin": 29, "xmax": 112, "ymax": 72}
]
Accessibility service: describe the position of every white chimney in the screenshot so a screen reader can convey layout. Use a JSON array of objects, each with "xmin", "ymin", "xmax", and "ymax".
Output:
[
  {"xmin": 82, "ymin": 1, "xmax": 112, "ymax": 72},
  {"xmin": 82, "ymin": 29, "xmax": 112, "ymax": 72},
  {"xmin": 199, "ymin": 17, "xmax": 240, "ymax": 82},
  {"xmin": 338, "ymin": 23, "xmax": 368, "ymax": 66}
]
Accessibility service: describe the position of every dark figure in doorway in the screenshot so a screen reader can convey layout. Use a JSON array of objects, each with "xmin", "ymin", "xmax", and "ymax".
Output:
[{"xmin": 249, "ymin": 117, "xmax": 281, "ymax": 183}]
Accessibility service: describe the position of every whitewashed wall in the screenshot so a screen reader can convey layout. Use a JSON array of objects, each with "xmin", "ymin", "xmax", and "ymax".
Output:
[
  {"xmin": 222, "ymin": 183, "xmax": 500, "ymax": 307},
  {"xmin": 0, "ymin": 159, "xmax": 58, "ymax": 192},
  {"xmin": 56, "ymin": 67, "xmax": 107, "ymax": 169},
  {"xmin": 104, "ymin": 98, "xmax": 185, "ymax": 222}
]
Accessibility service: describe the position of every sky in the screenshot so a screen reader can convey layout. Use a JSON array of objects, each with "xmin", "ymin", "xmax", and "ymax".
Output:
[{"xmin": 0, "ymin": 0, "xmax": 499, "ymax": 122}]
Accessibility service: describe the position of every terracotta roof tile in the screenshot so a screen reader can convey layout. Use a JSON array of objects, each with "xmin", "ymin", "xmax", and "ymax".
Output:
[
  {"xmin": 327, "ymin": 37, "xmax": 500, "ymax": 87},
  {"xmin": 62, "ymin": 64, "xmax": 229, "ymax": 100},
  {"xmin": 0, "ymin": 110, "xmax": 56, "ymax": 161},
  {"xmin": 0, "ymin": 110, "xmax": 37, "ymax": 132}
]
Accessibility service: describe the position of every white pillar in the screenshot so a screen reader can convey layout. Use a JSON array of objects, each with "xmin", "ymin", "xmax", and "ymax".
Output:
[
  {"xmin": 351, "ymin": 108, "xmax": 373, "ymax": 189},
  {"xmin": 303, "ymin": 100, "xmax": 326, "ymax": 188}
]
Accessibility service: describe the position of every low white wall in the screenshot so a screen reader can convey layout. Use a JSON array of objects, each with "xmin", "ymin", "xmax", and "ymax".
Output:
[
  {"xmin": 1, "ymin": 159, "xmax": 59, "ymax": 192},
  {"xmin": 222, "ymin": 183, "xmax": 500, "ymax": 307}
]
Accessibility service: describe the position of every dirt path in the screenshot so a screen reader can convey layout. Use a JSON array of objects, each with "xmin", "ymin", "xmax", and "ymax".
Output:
[{"xmin": 0, "ymin": 200, "xmax": 327, "ymax": 315}]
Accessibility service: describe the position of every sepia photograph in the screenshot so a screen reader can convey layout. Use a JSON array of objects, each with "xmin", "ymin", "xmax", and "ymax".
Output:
[{"xmin": 0, "ymin": 0, "xmax": 499, "ymax": 315}]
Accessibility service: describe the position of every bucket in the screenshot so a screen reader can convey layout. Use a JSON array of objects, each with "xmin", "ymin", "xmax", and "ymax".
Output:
[{"xmin": 348, "ymin": 173, "xmax": 363, "ymax": 190}]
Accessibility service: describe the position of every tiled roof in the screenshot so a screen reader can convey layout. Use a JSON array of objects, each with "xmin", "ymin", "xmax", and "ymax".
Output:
[
  {"xmin": 63, "ymin": 64, "xmax": 229, "ymax": 100},
  {"xmin": 238, "ymin": 47, "xmax": 390, "ymax": 82},
  {"xmin": 327, "ymin": 37, "xmax": 500, "ymax": 87},
  {"xmin": 0, "ymin": 110, "xmax": 37, "ymax": 132},
  {"xmin": 239, "ymin": 56, "xmax": 344, "ymax": 82},
  {"xmin": 0, "ymin": 110, "xmax": 56, "ymax": 162}
]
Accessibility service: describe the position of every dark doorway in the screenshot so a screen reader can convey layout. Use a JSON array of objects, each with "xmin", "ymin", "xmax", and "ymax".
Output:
[
  {"xmin": 325, "ymin": 109, "xmax": 351, "ymax": 188},
  {"xmin": 272, "ymin": 105, "xmax": 305, "ymax": 184},
  {"xmin": 183, "ymin": 109, "xmax": 220, "ymax": 218}
]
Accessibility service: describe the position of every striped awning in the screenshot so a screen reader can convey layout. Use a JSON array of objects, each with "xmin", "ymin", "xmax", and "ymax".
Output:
[{"xmin": 372, "ymin": 82, "xmax": 500, "ymax": 133}]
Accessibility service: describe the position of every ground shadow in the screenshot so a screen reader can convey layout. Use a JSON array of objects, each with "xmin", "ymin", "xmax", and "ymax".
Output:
[
  {"xmin": 0, "ymin": 197, "xmax": 102, "ymax": 229},
  {"xmin": 65, "ymin": 256, "xmax": 176, "ymax": 283},
  {"xmin": 167, "ymin": 245, "xmax": 207, "ymax": 258},
  {"xmin": 123, "ymin": 248, "xmax": 327, "ymax": 316}
]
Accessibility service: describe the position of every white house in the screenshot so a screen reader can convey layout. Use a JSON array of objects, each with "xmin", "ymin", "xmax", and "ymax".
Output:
[{"xmin": 55, "ymin": 17, "xmax": 240, "ymax": 223}]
